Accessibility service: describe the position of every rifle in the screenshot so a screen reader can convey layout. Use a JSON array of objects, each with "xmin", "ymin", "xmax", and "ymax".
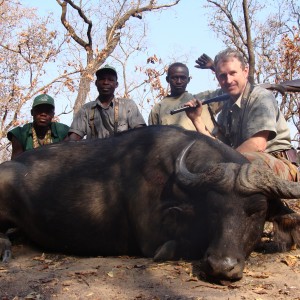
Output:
[
  {"xmin": 170, "ymin": 94, "xmax": 230, "ymax": 115},
  {"xmin": 260, "ymin": 79, "xmax": 300, "ymax": 95},
  {"xmin": 170, "ymin": 78, "xmax": 300, "ymax": 115}
]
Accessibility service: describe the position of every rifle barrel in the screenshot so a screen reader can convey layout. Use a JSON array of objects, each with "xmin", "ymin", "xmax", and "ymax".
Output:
[{"xmin": 170, "ymin": 94, "xmax": 230, "ymax": 115}]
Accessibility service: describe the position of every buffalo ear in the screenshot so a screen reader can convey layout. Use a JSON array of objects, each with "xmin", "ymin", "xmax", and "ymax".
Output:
[
  {"xmin": 272, "ymin": 212, "xmax": 300, "ymax": 252},
  {"xmin": 291, "ymin": 224, "xmax": 300, "ymax": 249}
]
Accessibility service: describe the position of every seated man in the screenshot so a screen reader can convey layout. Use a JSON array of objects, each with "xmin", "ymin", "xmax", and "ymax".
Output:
[
  {"xmin": 68, "ymin": 65, "xmax": 146, "ymax": 140},
  {"xmin": 185, "ymin": 48, "xmax": 300, "ymax": 251},
  {"xmin": 185, "ymin": 48, "xmax": 299, "ymax": 182},
  {"xmin": 7, "ymin": 94, "xmax": 69, "ymax": 160},
  {"xmin": 148, "ymin": 62, "xmax": 223, "ymax": 132}
]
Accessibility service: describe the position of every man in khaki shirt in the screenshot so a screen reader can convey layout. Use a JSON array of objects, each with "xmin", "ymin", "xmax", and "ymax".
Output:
[
  {"xmin": 148, "ymin": 62, "xmax": 222, "ymax": 133},
  {"xmin": 185, "ymin": 48, "xmax": 298, "ymax": 181}
]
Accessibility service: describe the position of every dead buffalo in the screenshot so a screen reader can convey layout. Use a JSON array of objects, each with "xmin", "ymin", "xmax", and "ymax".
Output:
[{"xmin": 0, "ymin": 125, "xmax": 299, "ymax": 282}]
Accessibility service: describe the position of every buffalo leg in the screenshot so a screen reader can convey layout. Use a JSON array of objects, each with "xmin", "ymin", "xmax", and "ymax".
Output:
[
  {"xmin": 0, "ymin": 233, "xmax": 11, "ymax": 262},
  {"xmin": 154, "ymin": 240, "xmax": 178, "ymax": 261}
]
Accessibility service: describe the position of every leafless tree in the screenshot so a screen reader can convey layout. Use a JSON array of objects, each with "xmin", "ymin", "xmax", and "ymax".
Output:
[{"xmin": 56, "ymin": 0, "xmax": 180, "ymax": 114}]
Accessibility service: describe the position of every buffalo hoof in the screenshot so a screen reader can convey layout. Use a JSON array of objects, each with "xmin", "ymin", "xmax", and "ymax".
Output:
[
  {"xmin": 0, "ymin": 234, "xmax": 12, "ymax": 263},
  {"xmin": 153, "ymin": 240, "xmax": 177, "ymax": 261}
]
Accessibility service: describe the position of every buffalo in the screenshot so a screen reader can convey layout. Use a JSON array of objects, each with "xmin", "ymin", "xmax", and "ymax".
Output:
[{"xmin": 0, "ymin": 125, "xmax": 299, "ymax": 282}]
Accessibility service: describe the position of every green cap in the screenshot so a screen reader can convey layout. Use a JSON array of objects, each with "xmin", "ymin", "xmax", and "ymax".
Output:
[
  {"xmin": 96, "ymin": 64, "xmax": 118, "ymax": 79},
  {"xmin": 32, "ymin": 94, "xmax": 55, "ymax": 108}
]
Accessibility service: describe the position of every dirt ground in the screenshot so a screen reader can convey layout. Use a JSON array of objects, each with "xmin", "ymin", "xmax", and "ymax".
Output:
[{"xmin": 1, "ymin": 201, "xmax": 300, "ymax": 300}]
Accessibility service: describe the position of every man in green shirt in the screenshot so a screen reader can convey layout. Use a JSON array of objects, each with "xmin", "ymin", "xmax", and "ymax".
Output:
[{"xmin": 7, "ymin": 94, "xmax": 69, "ymax": 160}]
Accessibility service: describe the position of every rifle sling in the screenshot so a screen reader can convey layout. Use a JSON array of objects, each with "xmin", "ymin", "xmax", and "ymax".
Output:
[
  {"xmin": 89, "ymin": 98, "xmax": 119, "ymax": 137},
  {"xmin": 98, "ymin": 106, "xmax": 114, "ymax": 136}
]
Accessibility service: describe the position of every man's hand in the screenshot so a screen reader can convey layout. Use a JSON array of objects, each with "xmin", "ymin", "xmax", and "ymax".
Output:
[
  {"xmin": 185, "ymin": 99, "xmax": 203, "ymax": 121},
  {"xmin": 185, "ymin": 99, "xmax": 215, "ymax": 138},
  {"xmin": 195, "ymin": 53, "xmax": 215, "ymax": 72},
  {"xmin": 66, "ymin": 132, "xmax": 82, "ymax": 141}
]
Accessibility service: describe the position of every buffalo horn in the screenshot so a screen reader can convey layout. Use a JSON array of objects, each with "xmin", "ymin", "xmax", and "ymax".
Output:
[
  {"xmin": 175, "ymin": 141, "xmax": 240, "ymax": 192},
  {"xmin": 176, "ymin": 141, "xmax": 300, "ymax": 199},
  {"xmin": 236, "ymin": 162, "xmax": 300, "ymax": 199}
]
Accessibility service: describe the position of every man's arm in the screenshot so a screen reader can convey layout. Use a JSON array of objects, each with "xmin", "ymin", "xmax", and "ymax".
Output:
[
  {"xmin": 236, "ymin": 88, "xmax": 278, "ymax": 152},
  {"xmin": 185, "ymin": 99, "xmax": 269, "ymax": 152},
  {"xmin": 185, "ymin": 100, "xmax": 215, "ymax": 138},
  {"xmin": 67, "ymin": 106, "xmax": 88, "ymax": 140},
  {"xmin": 127, "ymin": 100, "xmax": 146, "ymax": 128},
  {"xmin": 66, "ymin": 132, "xmax": 82, "ymax": 141},
  {"xmin": 148, "ymin": 104, "xmax": 160, "ymax": 126},
  {"xmin": 195, "ymin": 53, "xmax": 215, "ymax": 72},
  {"xmin": 10, "ymin": 136, "xmax": 24, "ymax": 159},
  {"xmin": 236, "ymin": 131, "xmax": 269, "ymax": 153}
]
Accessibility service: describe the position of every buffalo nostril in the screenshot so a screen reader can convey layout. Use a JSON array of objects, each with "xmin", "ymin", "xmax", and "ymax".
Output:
[
  {"xmin": 221, "ymin": 257, "xmax": 238, "ymax": 271},
  {"xmin": 206, "ymin": 255, "xmax": 244, "ymax": 280},
  {"xmin": 207, "ymin": 255, "xmax": 238, "ymax": 271}
]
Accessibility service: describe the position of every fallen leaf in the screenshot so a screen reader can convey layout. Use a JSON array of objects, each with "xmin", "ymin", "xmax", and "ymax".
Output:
[
  {"xmin": 281, "ymin": 255, "xmax": 298, "ymax": 267},
  {"xmin": 245, "ymin": 271, "xmax": 270, "ymax": 279},
  {"xmin": 74, "ymin": 270, "xmax": 97, "ymax": 276},
  {"xmin": 133, "ymin": 264, "xmax": 145, "ymax": 269},
  {"xmin": 33, "ymin": 253, "xmax": 46, "ymax": 261},
  {"xmin": 61, "ymin": 280, "xmax": 73, "ymax": 286},
  {"xmin": 0, "ymin": 267, "xmax": 8, "ymax": 273},
  {"xmin": 107, "ymin": 271, "xmax": 114, "ymax": 278},
  {"xmin": 24, "ymin": 292, "xmax": 43, "ymax": 300},
  {"xmin": 86, "ymin": 292, "xmax": 94, "ymax": 297},
  {"xmin": 186, "ymin": 277, "xmax": 198, "ymax": 282},
  {"xmin": 252, "ymin": 287, "xmax": 268, "ymax": 295},
  {"xmin": 166, "ymin": 275, "xmax": 177, "ymax": 279}
]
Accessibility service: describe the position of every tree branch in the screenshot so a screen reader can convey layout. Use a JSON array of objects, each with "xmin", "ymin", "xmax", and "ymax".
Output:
[
  {"xmin": 56, "ymin": 0, "xmax": 93, "ymax": 51},
  {"xmin": 207, "ymin": 0, "xmax": 247, "ymax": 46}
]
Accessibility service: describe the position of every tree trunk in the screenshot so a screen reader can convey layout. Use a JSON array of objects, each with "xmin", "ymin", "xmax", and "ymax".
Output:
[
  {"xmin": 73, "ymin": 72, "xmax": 93, "ymax": 115},
  {"xmin": 242, "ymin": 0, "xmax": 255, "ymax": 85}
]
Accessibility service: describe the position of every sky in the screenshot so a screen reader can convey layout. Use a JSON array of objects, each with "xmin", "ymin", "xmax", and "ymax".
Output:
[
  {"xmin": 144, "ymin": 1, "xmax": 224, "ymax": 90},
  {"xmin": 21, "ymin": 0, "xmax": 225, "ymax": 125}
]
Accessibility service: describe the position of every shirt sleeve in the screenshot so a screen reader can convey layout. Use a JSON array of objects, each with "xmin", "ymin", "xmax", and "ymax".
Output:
[
  {"xmin": 148, "ymin": 103, "xmax": 160, "ymax": 125},
  {"xmin": 7, "ymin": 127, "xmax": 21, "ymax": 142},
  {"xmin": 127, "ymin": 100, "xmax": 146, "ymax": 128},
  {"xmin": 53, "ymin": 123, "xmax": 70, "ymax": 141},
  {"xmin": 244, "ymin": 88, "xmax": 278, "ymax": 141},
  {"xmin": 68, "ymin": 107, "xmax": 89, "ymax": 138}
]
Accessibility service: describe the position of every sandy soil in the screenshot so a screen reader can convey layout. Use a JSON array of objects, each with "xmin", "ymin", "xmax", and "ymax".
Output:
[{"xmin": 1, "ymin": 237, "xmax": 299, "ymax": 300}]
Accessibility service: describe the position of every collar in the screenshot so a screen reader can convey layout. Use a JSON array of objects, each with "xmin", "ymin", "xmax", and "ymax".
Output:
[
  {"xmin": 167, "ymin": 91, "xmax": 188, "ymax": 99},
  {"xmin": 95, "ymin": 97, "xmax": 115, "ymax": 109},
  {"xmin": 229, "ymin": 82, "xmax": 248, "ymax": 109},
  {"xmin": 234, "ymin": 93, "xmax": 243, "ymax": 108},
  {"xmin": 29, "ymin": 123, "xmax": 58, "ymax": 137}
]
